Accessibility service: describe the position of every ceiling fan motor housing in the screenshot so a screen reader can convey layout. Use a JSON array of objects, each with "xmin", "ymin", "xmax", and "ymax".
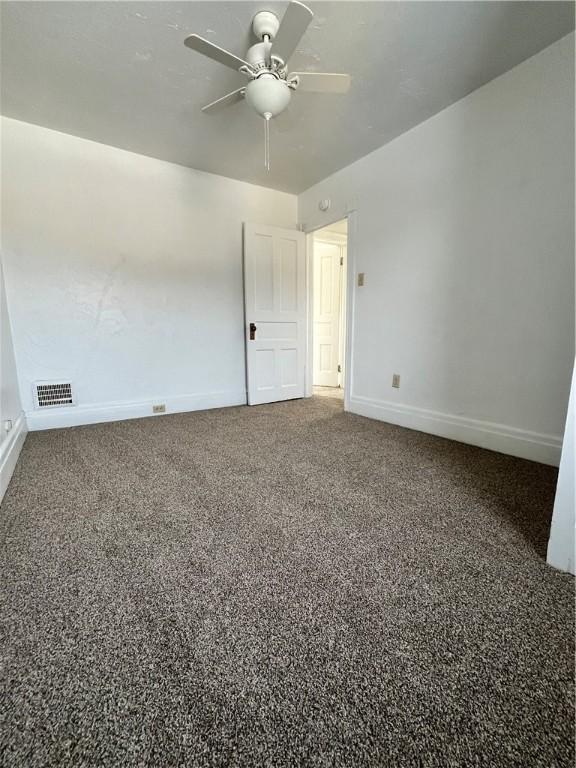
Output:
[
  {"xmin": 246, "ymin": 41, "xmax": 273, "ymax": 70},
  {"xmin": 245, "ymin": 74, "xmax": 291, "ymax": 119}
]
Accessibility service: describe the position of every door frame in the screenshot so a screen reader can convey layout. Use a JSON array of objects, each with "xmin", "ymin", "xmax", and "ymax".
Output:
[{"xmin": 304, "ymin": 210, "xmax": 357, "ymax": 412}]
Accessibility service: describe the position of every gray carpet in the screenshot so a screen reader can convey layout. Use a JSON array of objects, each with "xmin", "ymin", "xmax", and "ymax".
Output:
[{"xmin": 0, "ymin": 395, "xmax": 573, "ymax": 767}]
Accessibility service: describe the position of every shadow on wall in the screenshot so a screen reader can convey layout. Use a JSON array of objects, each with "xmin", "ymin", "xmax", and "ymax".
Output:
[
  {"xmin": 432, "ymin": 63, "xmax": 575, "ymax": 437},
  {"xmin": 302, "ymin": 34, "xmax": 575, "ymax": 465}
]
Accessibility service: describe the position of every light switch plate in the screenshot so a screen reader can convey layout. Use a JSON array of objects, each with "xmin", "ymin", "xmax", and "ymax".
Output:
[
  {"xmin": 357, "ymin": 272, "xmax": 365, "ymax": 287},
  {"xmin": 392, "ymin": 374, "xmax": 400, "ymax": 388}
]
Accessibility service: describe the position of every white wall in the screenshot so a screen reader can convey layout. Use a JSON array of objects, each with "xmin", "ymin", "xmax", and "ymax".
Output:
[
  {"xmin": 1, "ymin": 117, "xmax": 297, "ymax": 429},
  {"xmin": 299, "ymin": 34, "xmax": 575, "ymax": 465},
  {"xmin": 0, "ymin": 258, "xmax": 26, "ymax": 500},
  {"xmin": 547, "ymin": 360, "xmax": 575, "ymax": 574}
]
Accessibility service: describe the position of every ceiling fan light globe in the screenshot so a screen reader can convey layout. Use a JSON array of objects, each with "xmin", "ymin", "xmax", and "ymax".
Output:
[{"xmin": 245, "ymin": 76, "xmax": 291, "ymax": 119}]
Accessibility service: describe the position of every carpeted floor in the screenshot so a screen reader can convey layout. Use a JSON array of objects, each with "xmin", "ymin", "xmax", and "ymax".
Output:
[{"xmin": 0, "ymin": 395, "xmax": 573, "ymax": 767}]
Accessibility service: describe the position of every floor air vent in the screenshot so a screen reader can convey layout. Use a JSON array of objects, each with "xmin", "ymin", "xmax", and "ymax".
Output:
[{"xmin": 35, "ymin": 382, "xmax": 74, "ymax": 408}]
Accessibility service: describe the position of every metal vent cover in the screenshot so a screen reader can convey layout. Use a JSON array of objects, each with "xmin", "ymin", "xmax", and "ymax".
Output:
[{"xmin": 34, "ymin": 381, "xmax": 74, "ymax": 408}]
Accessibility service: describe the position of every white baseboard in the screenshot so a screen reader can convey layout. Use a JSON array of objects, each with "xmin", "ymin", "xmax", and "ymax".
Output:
[
  {"xmin": 22, "ymin": 389, "xmax": 563, "ymax": 465},
  {"xmin": 0, "ymin": 412, "xmax": 28, "ymax": 503},
  {"xmin": 348, "ymin": 395, "xmax": 562, "ymax": 466},
  {"xmin": 26, "ymin": 390, "xmax": 247, "ymax": 431}
]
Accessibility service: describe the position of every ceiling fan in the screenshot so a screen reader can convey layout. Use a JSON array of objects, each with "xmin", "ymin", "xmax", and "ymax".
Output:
[{"xmin": 184, "ymin": 1, "xmax": 351, "ymax": 169}]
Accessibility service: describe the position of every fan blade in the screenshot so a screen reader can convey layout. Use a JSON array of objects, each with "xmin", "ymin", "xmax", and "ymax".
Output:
[
  {"xmin": 202, "ymin": 87, "xmax": 245, "ymax": 114},
  {"xmin": 271, "ymin": 1, "xmax": 313, "ymax": 65},
  {"xmin": 184, "ymin": 34, "xmax": 252, "ymax": 72},
  {"xmin": 290, "ymin": 72, "xmax": 351, "ymax": 93}
]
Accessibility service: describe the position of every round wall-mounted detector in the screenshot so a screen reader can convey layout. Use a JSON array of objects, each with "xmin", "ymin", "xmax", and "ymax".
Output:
[{"xmin": 319, "ymin": 199, "xmax": 331, "ymax": 212}]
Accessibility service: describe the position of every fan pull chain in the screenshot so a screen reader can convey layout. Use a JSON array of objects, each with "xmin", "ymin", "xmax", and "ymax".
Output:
[{"xmin": 264, "ymin": 112, "xmax": 272, "ymax": 171}]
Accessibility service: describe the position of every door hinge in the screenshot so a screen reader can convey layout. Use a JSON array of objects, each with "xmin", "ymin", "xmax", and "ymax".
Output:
[
  {"xmin": 340, "ymin": 256, "xmax": 344, "ymax": 266},
  {"xmin": 337, "ymin": 364, "xmax": 342, "ymax": 373}
]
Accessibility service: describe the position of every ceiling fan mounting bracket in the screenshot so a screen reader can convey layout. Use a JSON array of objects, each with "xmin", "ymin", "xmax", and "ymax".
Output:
[{"xmin": 252, "ymin": 11, "xmax": 280, "ymax": 41}]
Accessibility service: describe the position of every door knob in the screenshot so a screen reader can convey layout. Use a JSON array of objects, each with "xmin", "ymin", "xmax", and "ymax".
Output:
[{"xmin": 249, "ymin": 322, "xmax": 257, "ymax": 340}]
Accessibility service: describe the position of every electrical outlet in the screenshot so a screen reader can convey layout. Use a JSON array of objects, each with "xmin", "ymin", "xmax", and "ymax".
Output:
[
  {"xmin": 357, "ymin": 272, "xmax": 365, "ymax": 287},
  {"xmin": 3, "ymin": 420, "xmax": 12, "ymax": 433},
  {"xmin": 392, "ymin": 374, "xmax": 400, "ymax": 389},
  {"xmin": 152, "ymin": 404, "xmax": 166, "ymax": 414}
]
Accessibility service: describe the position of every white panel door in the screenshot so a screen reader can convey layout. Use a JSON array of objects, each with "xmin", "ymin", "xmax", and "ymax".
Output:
[
  {"xmin": 313, "ymin": 241, "xmax": 342, "ymax": 387},
  {"xmin": 244, "ymin": 223, "xmax": 306, "ymax": 405}
]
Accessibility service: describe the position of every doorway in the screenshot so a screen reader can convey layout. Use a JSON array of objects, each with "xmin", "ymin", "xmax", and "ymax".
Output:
[{"xmin": 311, "ymin": 218, "xmax": 347, "ymax": 399}]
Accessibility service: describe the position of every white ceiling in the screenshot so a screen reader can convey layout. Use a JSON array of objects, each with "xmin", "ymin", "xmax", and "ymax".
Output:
[{"xmin": 1, "ymin": 2, "xmax": 573, "ymax": 193}]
